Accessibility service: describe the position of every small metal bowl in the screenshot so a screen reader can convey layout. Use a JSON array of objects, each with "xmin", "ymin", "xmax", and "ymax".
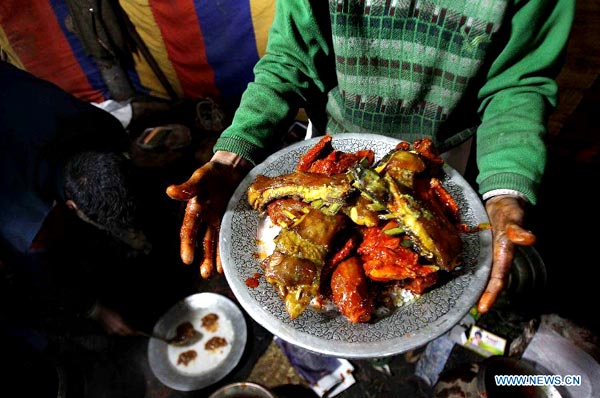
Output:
[{"xmin": 208, "ymin": 382, "xmax": 276, "ymax": 398}]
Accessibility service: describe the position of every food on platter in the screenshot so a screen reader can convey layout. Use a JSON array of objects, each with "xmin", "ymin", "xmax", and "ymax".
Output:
[
  {"xmin": 330, "ymin": 256, "xmax": 374, "ymax": 323},
  {"xmin": 261, "ymin": 198, "xmax": 347, "ymax": 319},
  {"xmin": 169, "ymin": 321, "xmax": 203, "ymax": 346},
  {"xmin": 150, "ymin": 293, "xmax": 247, "ymax": 390},
  {"xmin": 166, "ymin": 310, "xmax": 235, "ymax": 374},
  {"xmin": 247, "ymin": 135, "xmax": 467, "ymax": 323},
  {"xmin": 202, "ymin": 312, "xmax": 220, "ymax": 332},
  {"xmin": 177, "ymin": 350, "xmax": 198, "ymax": 366},
  {"xmin": 205, "ymin": 336, "xmax": 228, "ymax": 351}
]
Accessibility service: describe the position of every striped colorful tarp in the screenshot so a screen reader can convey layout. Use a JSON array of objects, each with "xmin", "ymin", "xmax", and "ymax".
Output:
[
  {"xmin": 120, "ymin": 0, "xmax": 275, "ymax": 103},
  {"xmin": 0, "ymin": 0, "xmax": 110, "ymax": 103},
  {"xmin": 0, "ymin": 0, "xmax": 275, "ymax": 105}
]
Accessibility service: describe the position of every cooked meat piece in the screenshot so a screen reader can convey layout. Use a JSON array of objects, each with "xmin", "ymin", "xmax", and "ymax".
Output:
[
  {"xmin": 171, "ymin": 321, "xmax": 198, "ymax": 344},
  {"xmin": 386, "ymin": 177, "xmax": 462, "ymax": 270},
  {"xmin": 262, "ymin": 205, "xmax": 346, "ymax": 320},
  {"xmin": 205, "ymin": 336, "xmax": 228, "ymax": 351},
  {"xmin": 201, "ymin": 313, "xmax": 219, "ymax": 333},
  {"xmin": 247, "ymin": 171, "xmax": 352, "ymax": 212},
  {"xmin": 177, "ymin": 350, "xmax": 197, "ymax": 366},
  {"xmin": 331, "ymin": 257, "xmax": 373, "ymax": 323}
]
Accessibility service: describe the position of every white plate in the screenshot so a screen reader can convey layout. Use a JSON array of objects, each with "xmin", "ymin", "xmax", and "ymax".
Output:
[
  {"xmin": 148, "ymin": 293, "xmax": 247, "ymax": 391},
  {"xmin": 220, "ymin": 134, "xmax": 492, "ymax": 358}
]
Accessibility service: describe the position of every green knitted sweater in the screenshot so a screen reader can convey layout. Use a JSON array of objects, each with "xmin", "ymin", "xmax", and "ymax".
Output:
[{"xmin": 214, "ymin": 0, "xmax": 573, "ymax": 204}]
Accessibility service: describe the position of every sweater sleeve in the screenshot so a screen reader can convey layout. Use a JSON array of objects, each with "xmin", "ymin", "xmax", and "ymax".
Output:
[
  {"xmin": 213, "ymin": 0, "xmax": 335, "ymax": 165},
  {"xmin": 475, "ymin": 0, "xmax": 574, "ymax": 204}
]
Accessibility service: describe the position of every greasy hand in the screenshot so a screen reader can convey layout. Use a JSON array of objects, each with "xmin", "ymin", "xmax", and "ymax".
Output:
[
  {"xmin": 478, "ymin": 195, "xmax": 536, "ymax": 313},
  {"xmin": 166, "ymin": 151, "xmax": 251, "ymax": 278},
  {"xmin": 92, "ymin": 304, "xmax": 136, "ymax": 336}
]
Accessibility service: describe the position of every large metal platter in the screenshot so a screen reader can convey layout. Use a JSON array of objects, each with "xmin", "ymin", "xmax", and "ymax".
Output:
[
  {"xmin": 148, "ymin": 293, "xmax": 247, "ymax": 391},
  {"xmin": 220, "ymin": 134, "xmax": 491, "ymax": 359}
]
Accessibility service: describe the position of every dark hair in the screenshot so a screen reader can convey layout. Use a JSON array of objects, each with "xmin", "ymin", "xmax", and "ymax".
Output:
[{"xmin": 63, "ymin": 151, "xmax": 137, "ymax": 233}]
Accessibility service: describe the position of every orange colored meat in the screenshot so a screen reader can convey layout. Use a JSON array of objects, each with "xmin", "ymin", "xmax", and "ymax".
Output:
[
  {"xmin": 331, "ymin": 257, "xmax": 373, "ymax": 323},
  {"xmin": 307, "ymin": 149, "xmax": 375, "ymax": 175},
  {"xmin": 357, "ymin": 222, "xmax": 420, "ymax": 282},
  {"xmin": 296, "ymin": 135, "xmax": 334, "ymax": 171},
  {"xmin": 403, "ymin": 273, "xmax": 439, "ymax": 295},
  {"xmin": 296, "ymin": 134, "xmax": 374, "ymax": 175},
  {"xmin": 412, "ymin": 137, "xmax": 444, "ymax": 167},
  {"xmin": 324, "ymin": 233, "xmax": 361, "ymax": 276}
]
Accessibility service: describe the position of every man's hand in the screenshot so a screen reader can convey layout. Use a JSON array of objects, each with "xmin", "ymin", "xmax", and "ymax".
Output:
[
  {"xmin": 477, "ymin": 195, "xmax": 536, "ymax": 313},
  {"xmin": 90, "ymin": 304, "xmax": 136, "ymax": 336},
  {"xmin": 166, "ymin": 151, "xmax": 252, "ymax": 278}
]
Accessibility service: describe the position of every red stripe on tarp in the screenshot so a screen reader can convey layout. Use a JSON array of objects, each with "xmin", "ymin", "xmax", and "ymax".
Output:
[
  {"xmin": 149, "ymin": 0, "xmax": 218, "ymax": 99},
  {"xmin": 0, "ymin": 1, "xmax": 101, "ymax": 102}
]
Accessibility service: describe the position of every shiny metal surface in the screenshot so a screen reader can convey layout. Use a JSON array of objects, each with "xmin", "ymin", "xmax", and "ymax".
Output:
[
  {"xmin": 478, "ymin": 357, "xmax": 563, "ymax": 398},
  {"xmin": 208, "ymin": 382, "xmax": 276, "ymax": 398},
  {"xmin": 221, "ymin": 134, "xmax": 492, "ymax": 358},
  {"xmin": 148, "ymin": 293, "xmax": 247, "ymax": 391},
  {"xmin": 507, "ymin": 246, "xmax": 547, "ymax": 296}
]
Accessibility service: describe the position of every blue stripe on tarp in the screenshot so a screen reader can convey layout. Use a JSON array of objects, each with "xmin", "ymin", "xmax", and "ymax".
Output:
[
  {"xmin": 193, "ymin": 0, "xmax": 260, "ymax": 102},
  {"xmin": 49, "ymin": 0, "xmax": 111, "ymax": 99},
  {"xmin": 126, "ymin": 67, "xmax": 150, "ymax": 96}
]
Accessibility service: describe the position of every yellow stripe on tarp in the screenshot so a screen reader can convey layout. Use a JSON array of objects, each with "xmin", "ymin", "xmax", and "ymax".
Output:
[
  {"xmin": 119, "ymin": 0, "xmax": 183, "ymax": 99},
  {"xmin": 249, "ymin": 0, "xmax": 276, "ymax": 58},
  {"xmin": 0, "ymin": 23, "xmax": 25, "ymax": 70}
]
